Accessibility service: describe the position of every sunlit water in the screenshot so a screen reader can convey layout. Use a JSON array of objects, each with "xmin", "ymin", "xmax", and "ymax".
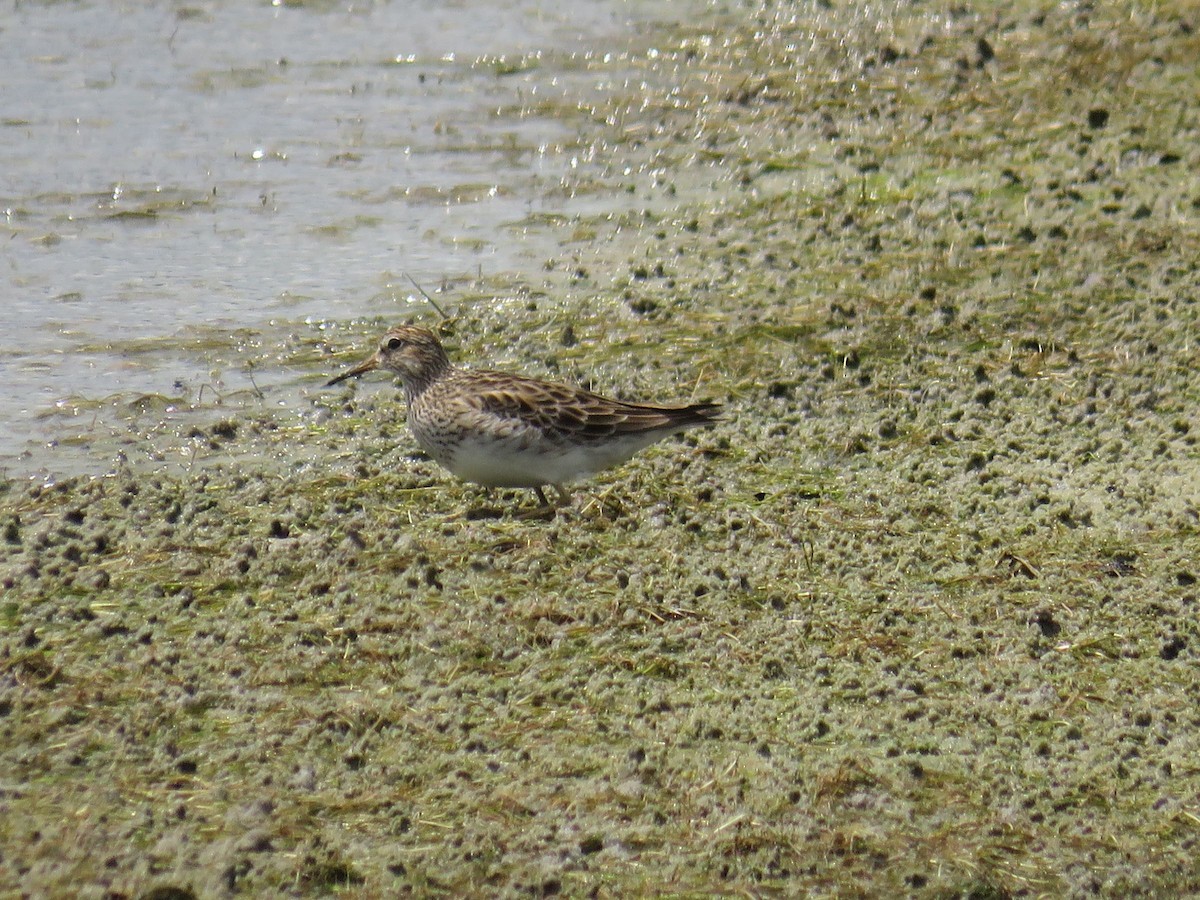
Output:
[{"xmin": 1, "ymin": 0, "xmax": 700, "ymax": 478}]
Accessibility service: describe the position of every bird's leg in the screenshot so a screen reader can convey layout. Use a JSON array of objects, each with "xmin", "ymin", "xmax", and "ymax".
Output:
[
  {"xmin": 516, "ymin": 486, "xmax": 558, "ymax": 520},
  {"xmin": 532, "ymin": 485, "xmax": 571, "ymax": 506},
  {"xmin": 528, "ymin": 485, "xmax": 571, "ymax": 513}
]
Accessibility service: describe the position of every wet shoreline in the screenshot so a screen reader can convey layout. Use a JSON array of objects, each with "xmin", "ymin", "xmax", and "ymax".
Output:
[{"xmin": 3, "ymin": 2, "xmax": 1200, "ymax": 896}]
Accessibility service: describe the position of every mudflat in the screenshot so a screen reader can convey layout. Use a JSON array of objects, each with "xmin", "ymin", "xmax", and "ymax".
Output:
[{"xmin": 2, "ymin": 3, "xmax": 1198, "ymax": 896}]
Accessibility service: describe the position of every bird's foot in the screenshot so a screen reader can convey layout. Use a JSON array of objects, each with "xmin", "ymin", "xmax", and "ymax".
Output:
[{"xmin": 520, "ymin": 485, "xmax": 571, "ymax": 519}]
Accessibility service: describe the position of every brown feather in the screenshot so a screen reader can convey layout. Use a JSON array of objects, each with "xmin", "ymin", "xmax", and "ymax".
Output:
[{"xmin": 463, "ymin": 370, "xmax": 719, "ymax": 442}]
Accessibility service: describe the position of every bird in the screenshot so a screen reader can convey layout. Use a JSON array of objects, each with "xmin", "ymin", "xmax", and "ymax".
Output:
[{"xmin": 326, "ymin": 325, "xmax": 720, "ymax": 506}]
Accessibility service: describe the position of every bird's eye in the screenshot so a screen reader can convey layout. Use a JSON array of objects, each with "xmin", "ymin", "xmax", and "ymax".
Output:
[{"xmin": 386, "ymin": 337, "xmax": 404, "ymax": 350}]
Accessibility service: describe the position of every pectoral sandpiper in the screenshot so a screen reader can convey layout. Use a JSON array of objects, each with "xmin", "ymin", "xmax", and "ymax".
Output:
[{"xmin": 326, "ymin": 325, "xmax": 720, "ymax": 506}]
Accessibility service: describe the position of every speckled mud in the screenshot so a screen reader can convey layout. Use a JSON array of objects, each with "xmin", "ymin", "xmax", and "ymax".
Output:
[{"xmin": 3, "ymin": 2, "xmax": 1200, "ymax": 897}]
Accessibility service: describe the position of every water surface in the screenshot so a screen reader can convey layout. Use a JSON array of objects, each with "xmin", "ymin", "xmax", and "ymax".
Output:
[{"xmin": 1, "ymin": 0, "xmax": 693, "ymax": 478}]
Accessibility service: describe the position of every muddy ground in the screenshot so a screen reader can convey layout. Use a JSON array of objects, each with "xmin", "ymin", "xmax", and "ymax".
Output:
[{"xmin": 3, "ymin": 2, "xmax": 1200, "ymax": 897}]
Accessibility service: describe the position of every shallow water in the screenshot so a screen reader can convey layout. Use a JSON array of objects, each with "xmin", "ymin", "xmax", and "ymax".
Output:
[{"xmin": 1, "ymin": 0, "xmax": 694, "ymax": 478}]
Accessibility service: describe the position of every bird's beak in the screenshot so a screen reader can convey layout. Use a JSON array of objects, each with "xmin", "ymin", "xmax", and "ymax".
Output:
[{"xmin": 326, "ymin": 352, "xmax": 380, "ymax": 386}]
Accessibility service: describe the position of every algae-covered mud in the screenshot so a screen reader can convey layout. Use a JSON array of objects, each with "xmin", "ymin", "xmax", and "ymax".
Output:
[{"xmin": 3, "ymin": 2, "xmax": 1200, "ymax": 896}]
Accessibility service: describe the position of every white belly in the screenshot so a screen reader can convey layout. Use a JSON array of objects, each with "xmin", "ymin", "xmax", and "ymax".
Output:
[{"xmin": 439, "ymin": 434, "xmax": 661, "ymax": 488}]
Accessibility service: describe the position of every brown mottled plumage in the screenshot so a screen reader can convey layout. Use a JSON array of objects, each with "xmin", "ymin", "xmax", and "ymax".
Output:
[{"xmin": 326, "ymin": 325, "xmax": 720, "ymax": 504}]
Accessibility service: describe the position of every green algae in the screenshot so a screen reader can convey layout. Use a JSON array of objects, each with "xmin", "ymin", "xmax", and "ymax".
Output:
[{"xmin": 3, "ymin": 1, "xmax": 1200, "ymax": 897}]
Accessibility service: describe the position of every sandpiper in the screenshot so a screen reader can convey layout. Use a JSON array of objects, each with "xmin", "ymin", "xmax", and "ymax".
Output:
[{"xmin": 326, "ymin": 325, "xmax": 720, "ymax": 505}]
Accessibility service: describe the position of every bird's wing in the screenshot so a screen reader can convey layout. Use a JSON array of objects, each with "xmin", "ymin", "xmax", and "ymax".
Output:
[{"xmin": 464, "ymin": 371, "xmax": 698, "ymax": 440}]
